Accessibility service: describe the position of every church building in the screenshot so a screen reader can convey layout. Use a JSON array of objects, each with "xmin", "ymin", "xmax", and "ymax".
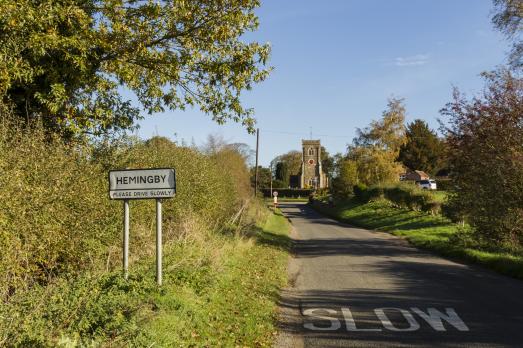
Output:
[{"xmin": 300, "ymin": 140, "xmax": 329, "ymax": 189}]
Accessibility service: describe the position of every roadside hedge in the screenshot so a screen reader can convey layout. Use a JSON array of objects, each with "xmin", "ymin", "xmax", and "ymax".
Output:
[
  {"xmin": 435, "ymin": 178, "xmax": 453, "ymax": 191},
  {"xmin": 353, "ymin": 183, "xmax": 441, "ymax": 214},
  {"xmin": 0, "ymin": 123, "xmax": 243, "ymax": 298},
  {"xmin": 0, "ymin": 114, "xmax": 253, "ymax": 345}
]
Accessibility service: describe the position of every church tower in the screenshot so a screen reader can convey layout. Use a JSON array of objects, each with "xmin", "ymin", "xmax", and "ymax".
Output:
[{"xmin": 300, "ymin": 140, "xmax": 328, "ymax": 189}]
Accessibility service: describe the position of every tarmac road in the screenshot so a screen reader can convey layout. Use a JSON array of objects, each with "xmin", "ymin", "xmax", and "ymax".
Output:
[{"xmin": 275, "ymin": 202, "xmax": 523, "ymax": 348}]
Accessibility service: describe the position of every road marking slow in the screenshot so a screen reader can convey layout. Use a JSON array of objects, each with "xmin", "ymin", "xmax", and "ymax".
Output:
[
  {"xmin": 303, "ymin": 309, "xmax": 341, "ymax": 331},
  {"xmin": 341, "ymin": 307, "xmax": 382, "ymax": 332},
  {"xmin": 303, "ymin": 307, "xmax": 470, "ymax": 332},
  {"xmin": 374, "ymin": 308, "xmax": 420, "ymax": 332}
]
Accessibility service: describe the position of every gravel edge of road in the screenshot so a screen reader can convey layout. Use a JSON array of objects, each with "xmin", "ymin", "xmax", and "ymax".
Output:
[{"xmin": 274, "ymin": 221, "xmax": 304, "ymax": 348}]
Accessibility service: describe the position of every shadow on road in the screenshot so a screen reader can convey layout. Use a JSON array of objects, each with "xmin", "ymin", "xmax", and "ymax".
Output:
[{"xmin": 275, "ymin": 202, "xmax": 523, "ymax": 347}]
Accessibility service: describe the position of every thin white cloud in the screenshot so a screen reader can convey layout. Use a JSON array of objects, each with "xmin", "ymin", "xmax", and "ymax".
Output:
[{"xmin": 394, "ymin": 54, "xmax": 429, "ymax": 67}]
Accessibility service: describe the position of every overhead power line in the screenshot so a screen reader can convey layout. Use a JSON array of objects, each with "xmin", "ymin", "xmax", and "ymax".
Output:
[
  {"xmin": 261, "ymin": 129, "xmax": 443, "ymax": 141},
  {"xmin": 261, "ymin": 129, "xmax": 353, "ymax": 139}
]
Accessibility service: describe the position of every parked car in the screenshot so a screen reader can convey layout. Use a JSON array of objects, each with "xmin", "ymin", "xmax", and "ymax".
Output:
[{"xmin": 418, "ymin": 179, "xmax": 437, "ymax": 190}]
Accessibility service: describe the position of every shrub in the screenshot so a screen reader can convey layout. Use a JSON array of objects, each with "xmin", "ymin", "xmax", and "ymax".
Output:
[
  {"xmin": 441, "ymin": 70, "xmax": 523, "ymax": 248},
  {"xmin": 331, "ymin": 159, "xmax": 358, "ymax": 197},
  {"xmin": 441, "ymin": 197, "xmax": 466, "ymax": 224},
  {"xmin": 353, "ymin": 184, "xmax": 383, "ymax": 203},
  {"xmin": 354, "ymin": 183, "xmax": 441, "ymax": 214},
  {"xmin": 271, "ymin": 179, "xmax": 287, "ymax": 189},
  {"xmin": 367, "ymin": 186, "xmax": 385, "ymax": 202},
  {"xmin": 353, "ymin": 183, "xmax": 368, "ymax": 202},
  {"xmin": 383, "ymin": 183, "xmax": 433, "ymax": 211},
  {"xmin": 435, "ymin": 179, "xmax": 453, "ymax": 191},
  {"xmin": 0, "ymin": 272, "xmax": 157, "ymax": 346}
]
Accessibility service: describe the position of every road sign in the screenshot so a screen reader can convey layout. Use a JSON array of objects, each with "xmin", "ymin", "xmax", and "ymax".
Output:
[
  {"xmin": 273, "ymin": 191, "xmax": 278, "ymax": 197},
  {"xmin": 109, "ymin": 168, "xmax": 175, "ymax": 286},
  {"xmin": 109, "ymin": 168, "xmax": 175, "ymax": 200}
]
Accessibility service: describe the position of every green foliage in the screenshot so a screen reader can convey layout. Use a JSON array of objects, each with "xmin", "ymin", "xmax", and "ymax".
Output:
[
  {"xmin": 0, "ymin": 112, "xmax": 261, "ymax": 344},
  {"xmin": 320, "ymin": 146, "xmax": 335, "ymax": 178},
  {"xmin": 353, "ymin": 184, "xmax": 383, "ymax": 203},
  {"xmin": 1, "ymin": 273, "xmax": 157, "ymax": 346},
  {"xmin": 0, "ymin": 0, "xmax": 271, "ymax": 136},
  {"xmin": 346, "ymin": 98, "xmax": 406, "ymax": 186},
  {"xmin": 398, "ymin": 119, "xmax": 445, "ymax": 175},
  {"xmin": 352, "ymin": 183, "xmax": 368, "ymax": 200},
  {"xmin": 441, "ymin": 195, "xmax": 466, "ymax": 224},
  {"xmin": 272, "ymin": 150, "xmax": 302, "ymax": 187},
  {"xmin": 353, "ymin": 183, "xmax": 442, "ymax": 214},
  {"xmin": 331, "ymin": 159, "xmax": 359, "ymax": 197},
  {"xmin": 275, "ymin": 161, "xmax": 289, "ymax": 186},
  {"xmin": 0, "ymin": 117, "xmax": 120, "ymax": 294},
  {"xmin": 435, "ymin": 179, "xmax": 453, "ymax": 191},
  {"xmin": 441, "ymin": 69, "xmax": 523, "ymax": 249},
  {"xmin": 383, "ymin": 184, "xmax": 441, "ymax": 214},
  {"xmin": 271, "ymin": 179, "xmax": 287, "ymax": 188},
  {"xmin": 330, "ymin": 98, "xmax": 407, "ymax": 198},
  {"xmin": 353, "ymin": 97, "xmax": 407, "ymax": 151},
  {"xmin": 251, "ymin": 165, "xmax": 272, "ymax": 189}
]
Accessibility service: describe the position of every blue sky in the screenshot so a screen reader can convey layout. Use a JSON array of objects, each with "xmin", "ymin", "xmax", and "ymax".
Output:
[{"xmin": 136, "ymin": 0, "xmax": 510, "ymax": 166}]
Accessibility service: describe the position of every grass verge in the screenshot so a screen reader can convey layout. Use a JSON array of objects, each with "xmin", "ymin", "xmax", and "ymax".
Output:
[
  {"xmin": 311, "ymin": 198, "xmax": 523, "ymax": 280},
  {"xmin": 1, "ymin": 209, "xmax": 291, "ymax": 347},
  {"xmin": 135, "ymin": 209, "xmax": 291, "ymax": 347}
]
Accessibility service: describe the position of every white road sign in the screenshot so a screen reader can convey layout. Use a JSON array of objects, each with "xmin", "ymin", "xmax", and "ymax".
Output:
[{"xmin": 109, "ymin": 168, "xmax": 176, "ymax": 200}]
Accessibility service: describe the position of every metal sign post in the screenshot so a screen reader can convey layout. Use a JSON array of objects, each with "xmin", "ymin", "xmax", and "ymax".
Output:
[
  {"xmin": 123, "ymin": 199, "xmax": 130, "ymax": 279},
  {"xmin": 156, "ymin": 198, "xmax": 162, "ymax": 286},
  {"xmin": 109, "ymin": 168, "xmax": 175, "ymax": 286}
]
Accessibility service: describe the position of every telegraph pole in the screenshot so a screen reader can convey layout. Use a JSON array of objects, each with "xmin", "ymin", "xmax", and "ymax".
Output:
[
  {"xmin": 255, "ymin": 128, "xmax": 259, "ymax": 197},
  {"xmin": 270, "ymin": 162, "xmax": 273, "ymax": 195}
]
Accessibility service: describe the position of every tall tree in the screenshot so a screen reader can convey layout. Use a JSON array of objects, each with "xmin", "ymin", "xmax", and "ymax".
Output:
[
  {"xmin": 330, "ymin": 152, "xmax": 344, "ymax": 178},
  {"xmin": 441, "ymin": 69, "xmax": 523, "ymax": 247},
  {"xmin": 271, "ymin": 150, "xmax": 302, "ymax": 186},
  {"xmin": 320, "ymin": 146, "xmax": 335, "ymax": 178},
  {"xmin": 250, "ymin": 166, "xmax": 271, "ymax": 189},
  {"xmin": 492, "ymin": 0, "xmax": 523, "ymax": 69},
  {"xmin": 275, "ymin": 161, "xmax": 289, "ymax": 185},
  {"xmin": 331, "ymin": 158, "xmax": 358, "ymax": 197},
  {"xmin": 0, "ymin": 0, "xmax": 271, "ymax": 136},
  {"xmin": 348, "ymin": 98, "xmax": 406, "ymax": 185},
  {"xmin": 398, "ymin": 119, "xmax": 444, "ymax": 174}
]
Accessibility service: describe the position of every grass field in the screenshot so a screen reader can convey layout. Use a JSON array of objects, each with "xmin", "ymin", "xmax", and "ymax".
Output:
[{"xmin": 312, "ymin": 198, "xmax": 523, "ymax": 280}]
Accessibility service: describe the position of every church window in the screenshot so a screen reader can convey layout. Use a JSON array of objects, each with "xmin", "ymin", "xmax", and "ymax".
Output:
[{"xmin": 308, "ymin": 148, "xmax": 315, "ymax": 156}]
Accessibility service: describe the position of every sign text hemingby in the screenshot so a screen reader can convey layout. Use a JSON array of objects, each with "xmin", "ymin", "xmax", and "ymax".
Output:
[{"xmin": 109, "ymin": 168, "xmax": 176, "ymax": 200}]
